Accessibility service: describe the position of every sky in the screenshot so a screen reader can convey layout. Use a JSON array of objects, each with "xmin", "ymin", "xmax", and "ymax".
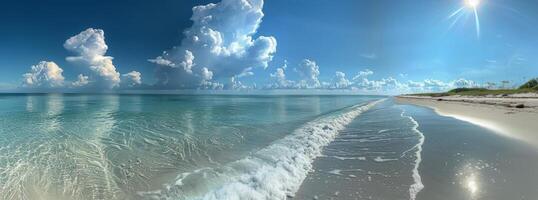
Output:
[{"xmin": 1, "ymin": 0, "xmax": 538, "ymax": 94}]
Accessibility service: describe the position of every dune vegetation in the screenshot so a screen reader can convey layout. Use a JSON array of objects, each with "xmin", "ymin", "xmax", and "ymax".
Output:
[{"xmin": 414, "ymin": 78, "xmax": 538, "ymax": 97}]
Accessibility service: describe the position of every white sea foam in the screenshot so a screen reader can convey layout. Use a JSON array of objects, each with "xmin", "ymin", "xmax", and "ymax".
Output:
[
  {"xmin": 377, "ymin": 129, "xmax": 390, "ymax": 133},
  {"xmin": 146, "ymin": 99, "xmax": 385, "ymax": 200},
  {"xmin": 195, "ymin": 99, "xmax": 384, "ymax": 200},
  {"xmin": 401, "ymin": 110, "xmax": 425, "ymax": 200},
  {"xmin": 331, "ymin": 156, "xmax": 366, "ymax": 161},
  {"xmin": 328, "ymin": 169, "xmax": 343, "ymax": 175},
  {"xmin": 373, "ymin": 156, "xmax": 398, "ymax": 162}
]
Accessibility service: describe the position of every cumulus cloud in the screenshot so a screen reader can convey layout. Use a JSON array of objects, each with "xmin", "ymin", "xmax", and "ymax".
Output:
[
  {"xmin": 72, "ymin": 74, "xmax": 90, "ymax": 87},
  {"xmin": 295, "ymin": 59, "xmax": 321, "ymax": 88},
  {"xmin": 331, "ymin": 71, "xmax": 351, "ymax": 89},
  {"xmin": 401, "ymin": 78, "xmax": 480, "ymax": 93},
  {"xmin": 225, "ymin": 76, "xmax": 253, "ymax": 90},
  {"xmin": 406, "ymin": 80, "xmax": 424, "ymax": 88},
  {"xmin": 269, "ymin": 68, "xmax": 288, "ymax": 87},
  {"xmin": 22, "ymin": 61, "xmax": 65, "ymax": 88},
  {"xmin": 122, "ymin": 71, "xmax": 142, "ymax": 87},
  {"xmin": 260, "ymin": 61, "xmax": 483, "ymax": 94},
  {"xmin": 346, "ymin": 69, "xmax": 483, "ymax": 94},
  {"xmin": 352, "ymin": 69, "xmax": 374, "ymax": 80},
  {"xmin": 351, "ymin": 69, "xmax": 387, "ymax": 91},
  {"xmin": 64, "ymin": 28, "xmax": 121, "ymax": 89},
  {"xmin": 267, "ymin": 61, "xmax": 295, "ymax": 89},
  {"xmin": 20, "ymin": 28, "xmax": 146, "ymax": 91},
  {"xmin": 451, "ymin": 78, "xmax": 479, "ymax": 88},
  {"xmin": 150, "ymin": 0, "xmax": 277, "ymax": 89},
  {"xmin": 422, "ymin": 79, "xmax": 449, "ymax": 91},
  {"xmin": 353, "ymin": 76, "xmax": 411, "ymax": 93},
  {"xmin": 147, "ymin": 56, "xmax": 176, "ymax": 68}
]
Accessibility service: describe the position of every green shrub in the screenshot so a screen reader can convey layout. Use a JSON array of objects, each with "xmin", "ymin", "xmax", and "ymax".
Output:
[
  {"xmin": 519, "ymin": 78, "xmax": 538, "ymax": 89},
  {"xmin": 448, "ymin": 88, "xmax": 488, "ymax": 93}
]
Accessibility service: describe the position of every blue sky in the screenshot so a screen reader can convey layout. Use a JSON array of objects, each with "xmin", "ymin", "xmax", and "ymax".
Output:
[{"xmin": 1, "ymin": 0, "xmax": 537, "ymax": 93}]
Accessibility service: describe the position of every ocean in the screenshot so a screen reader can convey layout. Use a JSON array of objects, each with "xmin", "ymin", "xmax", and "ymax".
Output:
[{"xmin": 0, "ymin": 94, "xmax": 537, "ymax": 200}]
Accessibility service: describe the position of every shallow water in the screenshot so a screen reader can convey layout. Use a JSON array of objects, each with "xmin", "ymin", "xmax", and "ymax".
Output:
[
  {"xmin": 296, "ymin": 99, "xmax": 538, "ymax": 200},
  {"xmin": 0, "ymin": 94, "xmax": 380, "ymax": 200},
  {"xmin": 295, "ymin": 99, "xmax": 425, "ymax": 200},
  {"xmin": 1, "ymin": 94, "xmax": 537, "ymax": 200}
]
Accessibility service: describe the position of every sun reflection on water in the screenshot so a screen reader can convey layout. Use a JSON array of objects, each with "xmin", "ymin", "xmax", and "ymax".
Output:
[
  {"xmin": 455, "ymin": 160, "xmax": 489, "ymax": 199},
  {"xmin": 465, "ymin": 173, "xmax": 479, "ymax": 196}
]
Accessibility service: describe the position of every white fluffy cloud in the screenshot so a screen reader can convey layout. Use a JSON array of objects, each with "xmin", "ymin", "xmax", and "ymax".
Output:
[
  {"xmin": 270, "ymin": 68, "xmax": 288, "ymax": 87},
  {"xmin": 353, "ymin": 77, "xmax": 411, "ymax": 93},
  {"xmin": 421, "ymin": 79, "xmax": 449, "ymax": 91},
  {"xmin": 22, "ymin": 61, "xmax": 65, "ymax": 88},
  {"xmin": 20, "ymin": 28, "xmax": 144, "ymax": 91},
  {"xmin": 399, "ymin": 78, "xmax": 481, "ymax": 93},
  {"xmin": 451, "ymin": 78, "xmax": 479, "ymax": 88},
  {"xmin": 226, "ymin": 76, "xmax": 253, "ymax": 90},
  {"xmin": 352, "ymin": 69, "xmax": 374, "ymax": 80},
  {"xmin": 331, "ymin": 71, "xmax": 351, "ymax": 89},
  {"xmin": 295, "ymin": 59, "xmax": 321, "ymax": 88},
  {"xmin": 72, "ymin": 74, "xmax": 89, "ymax": 87},
  {"xmin": 351, "ymin": 69, "xmax": 387, "ymax": 90},
  {"xmin": 147, "ymin": 56, "xmax": 176, "ymax": 68},
  {"xmin": 267, "ymin": 61, "xmax": 295, "ymax": 89},
  {"xmin": 64, "ymin": 28, "xmax": 121, "ymax": 89},
  {"xmin": 347, "ymin": 69, "xmax": 478, "ymax": 93},
  {"xmin": 122, "ymin": 71, "xmax": 142, "ymax": 87},
  {"xmin": 150, "ymin": 0, "xmax": 277, "ymax": 89},
  {"xmin": 260, "ymin": 61, "xmax": 483, "ymax": 94}
]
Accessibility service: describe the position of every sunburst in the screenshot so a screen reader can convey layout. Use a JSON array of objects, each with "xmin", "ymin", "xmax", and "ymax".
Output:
[{"xmin": 448, "ymin": 0, "xmax": 482, "ymax": 39}]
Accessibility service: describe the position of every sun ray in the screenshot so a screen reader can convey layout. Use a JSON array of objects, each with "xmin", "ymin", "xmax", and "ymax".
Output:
[
  {"xmin": 473, "ymin": 8, "xmax": 481, "ymax": 38},
  {"xmin": 448, "ymin": 10, "xmax": 466, "ymax": 30},
  {"xmin": 447, "ymin": 0, "xmax": 482, "ymax": 39},
  {"xmin": 448, "ymin": 7, "xmax": 465, "ymax": 19}
]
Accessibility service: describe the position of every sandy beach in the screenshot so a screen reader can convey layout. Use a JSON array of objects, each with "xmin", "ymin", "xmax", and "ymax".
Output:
[
  {"xmin": 396, "ymin": 95, "xmax": 538, "ymax": 146},
  {"xmin": 296, "ymin": 98, "xmax": 538, "ymax": 200}
]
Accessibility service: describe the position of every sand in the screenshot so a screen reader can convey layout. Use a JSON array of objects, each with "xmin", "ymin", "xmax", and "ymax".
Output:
[
  {"xmin": 295, "ymin": 99, "xmax": 538, "ymax": 200},
  {"xmin": 396, "ymin": 95, "xmax": 538, "ymax": 146}
]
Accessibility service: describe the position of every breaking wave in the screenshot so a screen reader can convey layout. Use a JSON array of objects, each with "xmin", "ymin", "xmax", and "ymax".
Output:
[{"xmin": 140, "ymin": 99, "xmax": 385, "ymax": 200}]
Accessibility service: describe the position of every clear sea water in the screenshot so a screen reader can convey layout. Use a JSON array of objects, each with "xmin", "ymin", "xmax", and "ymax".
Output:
[
  {"xmin": 0, "ymin": 94, "xmax": 382, "ymax": 199},
  {"xmin": 1, "ymin": 94, "xmax": 537, "ymax": 200}
]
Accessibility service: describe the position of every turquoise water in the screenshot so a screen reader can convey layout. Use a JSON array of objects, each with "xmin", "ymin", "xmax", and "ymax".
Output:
[
  {"xmin": 2, "ymin": 94, "xmax": 536, "ymax": 200},
  {"xmin": 0, "ymin": 94, "xmax": 382, "ymax": 199}
]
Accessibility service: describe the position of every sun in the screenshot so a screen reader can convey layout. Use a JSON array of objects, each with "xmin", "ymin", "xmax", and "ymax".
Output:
[
  {"xmin": 448, "ymin": 0, "xmax": 482, "ymax": 38},
  {"xmin": 465, "ymin": 0, "xmax": 481, "ymax": 9}
]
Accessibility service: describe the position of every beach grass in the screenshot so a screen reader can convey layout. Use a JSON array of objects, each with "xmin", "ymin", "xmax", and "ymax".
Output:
[
  {"xmin": 414, "ymin": 88, "xmax": 536, "ymax": 97},
  {"xmin": 411, "ymin": 78, "xmax": 538, "ymax": 97}
]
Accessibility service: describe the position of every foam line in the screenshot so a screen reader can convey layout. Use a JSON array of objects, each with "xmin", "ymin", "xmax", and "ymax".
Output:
[
  {"xmin": 143, "ymin": 99, "xmax": 385, "ymax": 200},
  {"xmin": 401, "ymin": 110, "xmax": 425, "ymax": 200},
  {"xmin": 197, "ymin": 99, "xmax": 384, "ymax": 199}
]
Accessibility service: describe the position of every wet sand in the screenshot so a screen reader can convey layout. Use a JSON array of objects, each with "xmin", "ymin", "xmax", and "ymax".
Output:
[
  {"xmin": 296, "ymin": 100, "xmax": 538, "ymax": 200},
  {"xmin": 410, "ymin": 104, "xmax": 538, "ymax": 200},
  {"xmin": 295, "ymin": 100, "xmax": 421, "ymax": 200}
]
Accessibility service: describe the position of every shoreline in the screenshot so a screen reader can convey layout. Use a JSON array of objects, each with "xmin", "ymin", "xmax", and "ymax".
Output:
[{"xmin": 395, "ymin": 95, "xmax": 538, "ymax": 146}]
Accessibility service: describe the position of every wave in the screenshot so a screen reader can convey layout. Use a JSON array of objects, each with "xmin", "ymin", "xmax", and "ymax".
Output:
[
  {"xmin": 139, "ymin": 99, "xmax": 385, "ymax": 200},
  {"xmin": 401, "ymin": 110, "xmax": 425, "ymax": 200}
]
